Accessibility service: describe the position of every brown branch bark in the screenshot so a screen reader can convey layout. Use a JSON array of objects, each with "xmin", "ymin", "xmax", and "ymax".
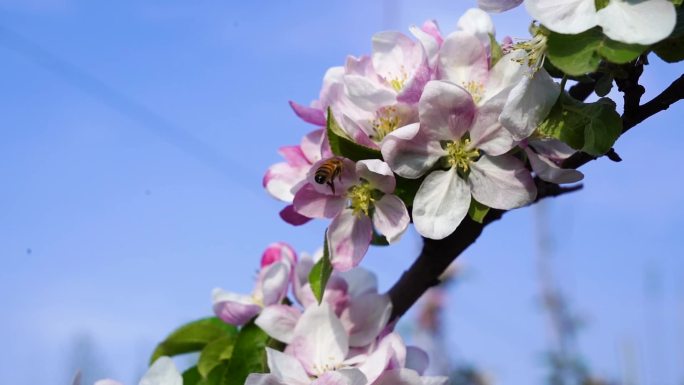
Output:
[{"xmin": 387, "ymin": 70, "xmax": 684, "ymax": 322}]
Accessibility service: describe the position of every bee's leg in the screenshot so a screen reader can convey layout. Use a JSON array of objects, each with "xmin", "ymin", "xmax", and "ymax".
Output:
[{"xmin": 328, "ymin": 181, "xmax": 336, "ymax": 195}]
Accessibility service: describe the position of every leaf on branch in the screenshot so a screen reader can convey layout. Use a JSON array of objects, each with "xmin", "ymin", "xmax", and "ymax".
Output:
[
  {"xmin": 223, "ymin": 321, "xmax": 273, "ymax": 385},
  {"xmin": 467, "ymin": 199, "xmax": 490, "ymax": 224},
  {"xmin": 182, "ymin": 367, "xmax": 202, "ymax": 385},
  {"xmin": 150, "ymin": 317, "xmax": 238, "ymax": 365},
  {"xmin": 198, "ymin": 335, "xmax": 237, "ymax": 378},
  {"xmin": 546, "ymin": 28, "xmax": 647, "ymax": 76},
  {"xmin": 326, "ymin": 107, "xmax": 383, "ymax": 161},
  {"xmin": 538, "ymin": 93, "xmax": 622, "ymax": 156},
  {"xmin": 308, "ymin": 230, "xmax": 333, "ymax": 304}
]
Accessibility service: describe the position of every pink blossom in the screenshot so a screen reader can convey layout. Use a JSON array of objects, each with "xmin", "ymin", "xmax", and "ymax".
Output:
[
  {"xmin": 293, "ymin": 158, "xmax": 409, "ymax": 271},
  {"xmin": 73, "ymin": 357, "xmax": 182, "ymax": 385},
  {"xmin": 523, "ymin": 138, "xmax": 583, "ymax": 184}
]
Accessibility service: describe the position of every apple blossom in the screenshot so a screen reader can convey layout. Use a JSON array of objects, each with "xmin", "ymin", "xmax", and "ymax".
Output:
[
  {"xmin": 382, "ymin": 80, "xmax": 536, "ymax": 239},
  {"xmin": 293, "ymin": 158, "xmax": 409, "ymax": 271},
  {"xmin": 523, "ymin": 137, "xmax": 583, "ymax": 184},
  {"xmin": 213, "ymin": 243, "xmax": 296, "ymax": 325},
  {"xmin": 478, "ymin": 0, "xmax": 523, "ymax": 13}
]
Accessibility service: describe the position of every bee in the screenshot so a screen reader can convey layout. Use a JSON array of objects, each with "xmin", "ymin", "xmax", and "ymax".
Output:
[{"xmin": 314, "ymin": 157, "xmax": 344, "ymax": 194}]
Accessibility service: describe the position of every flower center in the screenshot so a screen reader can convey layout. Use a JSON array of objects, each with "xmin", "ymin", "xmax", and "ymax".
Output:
[
  {"xmin": 463, "ymin": 81, "xmax": 485, "ymax": 104},
  {"xmin": 370, "ymin": 106, "xmax": 401, "ymax": 141},
  {"xmin": 445, "ymin": 139, "xmax": 479, "ymax": 173},
  {"xmin": 347, "ymin": 182, "xmax": 375, "ymax": 216},
  {"xmin": 386, "ymin": 66, "xmax": 408, "ymax": 92},
  {"xmin": 510, "ymin": 24, "xmax": 549, "ymax": 73}
]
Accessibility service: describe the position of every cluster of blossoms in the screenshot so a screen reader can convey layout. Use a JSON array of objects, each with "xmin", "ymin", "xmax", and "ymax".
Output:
[
  {"xmin": 213, "ymin": 243, "xmax": 447, "ymax": 385},
  {"xmin": 265, "ymin": 8, "xmax": 583, "ymax": 268}
]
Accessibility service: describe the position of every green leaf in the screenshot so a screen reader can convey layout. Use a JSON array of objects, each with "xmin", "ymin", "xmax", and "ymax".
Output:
[
  {"xmin": 308, "ymin": 231, "xmax": 333, "ymax": 304},
  {"xmin": 150, "ymin": 317, "xmax": 238, "ymax": 364},
  {"xmin": 594, "ymin": 73, "xmax": 613, "ymax": 97},
  {"xmin": 182, "ymin": 367, "xmax": 202, "ymax": 385},
  {"xmin": 654, "ymin": 35, "xmax": 684, "ymax": 63},
  {"xmin": 198, "ymin": 335, "xmax": 237, "ymax": 378},
  {"xmin": 547, "ymin": 28, "xmax": 647, "ymax": 76},
  {"xmin": 326, "ymin": 107, "xmax": 382, "ymax": 161},
  {"xmin": 468, "ymin": 199, "xmax": 490, "ymax": 224},
  {"xmin": 538, "ymin": 94, "xmax": 622, "ymax": 156},
  {"xmin": 489, "ymin": 34, "xmax": 504, "ymax": 66},
  {"xmin": 223, "ymin": 322, "xmax": 271, "ymax": 385}
]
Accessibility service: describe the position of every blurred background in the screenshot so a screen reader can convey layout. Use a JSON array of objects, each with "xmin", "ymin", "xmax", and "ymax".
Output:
[{"xmin": 1, "ymin": 1, "xmax": 683, "ymax": 384}]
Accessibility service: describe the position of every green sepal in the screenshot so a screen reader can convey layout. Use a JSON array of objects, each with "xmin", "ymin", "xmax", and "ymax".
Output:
[
  {"xmin": 198, "ymin": 335, "xmax": 237, "ymax": 378},
  {"xmin": 538, "ymin": 93, "xmax": 622, "ymax": 156},
  {"xmin": 468, "ymin": 199, "xmax": 490, "ymax": 224},
  {"xmin": 326, "ymin": 107, "xmax": 382, "ymax": 161},
  {"xmin": 308, "ymin": 230, "xmax": 334, "ymax": 304},
  {"xmin": 546, "ymin": 28, "xmax": 647, "ymax": 76},
  {"xmin": 150, "ymin": 317, "xmax": 238, "ymax": 365},
  {"xmin": 489, "ymin": 34, "xmax": 504, "ymax": 67}
]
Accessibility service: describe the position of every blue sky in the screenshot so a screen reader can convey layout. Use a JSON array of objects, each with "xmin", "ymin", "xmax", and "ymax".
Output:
[{"xmin": 1, "ymin": 1, "xmax": 683, "ymax": 384}]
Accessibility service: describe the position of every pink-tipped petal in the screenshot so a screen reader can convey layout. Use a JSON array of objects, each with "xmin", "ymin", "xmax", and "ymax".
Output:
[
  {"xmin": 259, "ymin": 261, "xmax": 291, "ymax": 306},
  {"xmin": 212, "ymin": 297, "xmax": 261, "ymax": 326},
  {"xmin": 293, "ymin": 184, "xmax": 347, "ymax": 219},
  {"xmin": 356, "ymin": 159, "xmax": 396, "ymax": 193},
  {"xmin": 381, "ymin": 123, "xmax": 444, "ymax": 179},
  {"xmin": 280, "ymin": 205, "xmax": 313, "ymax": 226},
  {"xmin": 397, "ymin": 60, "xmax": 431, "ymax": 105},
  {"xmin": 413, "ymin": 168, "xmax": 471, "ymax": 240},
  {"xmin": 469, "ymin": 154, "xmax": 537, "ymax": 210},
  {"xmin": 419, "ymin": 80, "xmax": 476, "ymax": 141},
  {"xmin": 289, "ymin": 100, "xmax": 327, "ymax": 126},
  {"xmin": 327, "ymin": 209, "xmax": 373, "ymax": 272},
  {"xmin": 264, "ymin": 162, "xmax": 309, "ymax": 202},
  {"xmin": 261, "ymin": 242, "xmax": 297, "ymax": 267},
  {"xmin": 410, "ymin": 24, "xmax": 440, "ymax": 68},
  {"xmin": 437, "ymin": 31, "xmax": 489, "ymax": 86},
  {"xmin": 373, "ymin": 194, "xmax": 410, "ymax": 244},
  {"xmin": 469, "ymin": 95, "xmax": 516, "ymax": 156},
  {"xmin": 301, "ymin": 129, "xmax": 326, "ymax": 164},
  {"xmin": 526, "ymin": 148, "xmax": 583, "ymax": 184},
  {"xmin": 278, "ymin": 145, "xmax": 309, "ymax": 166},
  {"xmin": 340, "ymin": 293, "xmax": 393, "ymax": 347}
]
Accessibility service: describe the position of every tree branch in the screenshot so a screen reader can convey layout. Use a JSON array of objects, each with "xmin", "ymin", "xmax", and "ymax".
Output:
[{"xmin": 387, "ymin": 70, "xmax": 684, "ymax": 322}]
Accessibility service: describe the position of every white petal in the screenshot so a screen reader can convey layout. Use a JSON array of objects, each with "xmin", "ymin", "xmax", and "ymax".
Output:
[
  {"xmin": 245, "ymin": 374, "xmax": 286, "ymax": 385},
  {"xmin": 457, "ymin": 8, "xmax": 495, "ymax": 49},
  {"xmin": 313, "ymin": 369, "xmax": 367, "ymax": 385},
  {"xmin": 372, "ymin": 31, "xmax": 423, "ymax": 84},
  {"xmin": 480, "ymin": 50, "xmax": 526, "ymax": 105},
  {"xmin": 140, "ymin": 357, "xmax": 182, "ymax": 385},
  {"xmin": 469, "ymin": 94, "xmax": 516, "ymax": 156},
  {"xmin": 381, "ymin": 123, "xmax": 444, "ymax": 179},
  {"xmin": 469, "ymin": 154, "xmax": 536, "ymax": 209},
  {"xmin": 259, "ymin": 261, "xmax": 290, "ymax": 306},
  {"xmin": 528, "ymin": 137, "xmax": 576, "ymax": 161},
  {"xmin": 526, "ymin": 148, "xmax": 584, "ymax": 184},
  {"xmin": 358, "ymin": 333, "xmax": 407, "ymax": 384},
  {"xmin": 372, "ymin": 194, "xmax": 410, "ymax": 244},
  {"xmin": 95, "ymin": 380, "xmax": 123, "ymax": 385},
  {"xmin": 340, "ymin": 293, "xmax": 393, "ymax": 347},
  {"xmin": 291, "ymin": 303, "xmax": 350, "ymax": 376},
  {"xmin": 356, "ymin": 159, "xmax": 396, "ymax": 193},
  {"xmin": 374, "ymin": 369, "xmax": 423, "ymax": 385},
  {"xmin": 211, "ymin": 288, "xmax": 255, "ymax": 306},
  {"xmin": 597, "ymin": 0, "xmax": 676, "ymax": 45},
  {"xmin": 328, "ymin": 209, "xmax": 373, "ymax": 272},
  {"xmin": 255, "ymin": 305, "xmax": 302, "ymax": 344},
  {"xmin": 413, "ymin": 168, "xmax": 471, "ymax": 240},
  {"xmin": 500, "ymin": 69, "xmax": 560, "ymax": 141},
  {"xmin": 478, "ymin": 0, "xmax": 523, "ymax": 12},
  {"xmin": 437, "ymin": 31, "xmax": 489, "ymax": 85},
  {"xmin": 524, "ymin": 0, "xmax": 598, "ymax": 34},
  {"xmin": 266, "ymin": 348, "xmax": 311, "ymax": 385},
  {"xmin": 344, "ymin": 74, "xmax": 396, "ymax": 111},
  {"xmin": 409, "ymin": 25, "xmax": 440, "ymax": 68}
]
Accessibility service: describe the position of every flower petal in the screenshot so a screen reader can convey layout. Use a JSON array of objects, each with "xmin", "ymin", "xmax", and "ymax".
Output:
[
  {"xmin": 526, "ymin": 148, "xmax": 583, "ymax": 184},
  {"xmin": 344, "ymin": 74, "xmax": 397, "ymax": 111},
  {"xmin": 341, "ymin": 292, "xmax": 392, "ymax": 347},
  {"xmin": 266, "ymin": 348, "xmax": 311, "ymax": 385},
  {"xmin": 405, "ymin": 347, "xmax": 429, "ymax": 375},
  {"xmin": 419, "ymin": 80, "xmax": 476, "ymax": 141},
  {"xmin": 373, "ymin": 369, "xmax": 423, "ymax": 385},
  {"xmin": 372, "ymin": 31, "xmax": 423, "ymax": 86},
  {"xmin": 290, "ymin": 100, "xmax": 327, "ymax": 126},
  {"xmin": 500, "ymin": 69, "xmax": 560, "ymax": 141},
  {"xmin": 478, "ymin": 0, "xmax": 523, "ymax": 12},
  {"xmin": 469, "ymin": 94, "xmax": 516, "ymax": 156},
  {"xmin": 438, "ymin": 31, "xmax": 489, "ymax": 86},
  {"xmin": 140, "ymin": 357, "xmax": 182, "ymax": 385},
  {"xmin": 259, "ymin": 261, "xmax": 291, "ymax": 306},
  {"xmin": 356, "ymin": 159, "xmax": 396, "ymax": 193},
  {"xmin": 261, "ymin": 242, "xmax": 297, "ymax": 267},
  {"xmin": 264, "ymin": 161, "xmax": 308, "ymax": 202},
  {"xmin": 328, "ymin": 209, "xmax": 373, "ymax": 272},
  {"xmin": 293, "ymin": 184, "xmax": 347, "ymax": 219},
  {"xmin": 597, "ymin": 0, "xmax": 676, "ymax": 45},
  {"xmin": 469, "ymin": 154, "xmax": 537, "ymax": 209},
  {"xmin": 338, "ymin": 267, "xmax": 379, "ymax": 298},
  {"xmin": 291, "ymin": 303, "xmax": 350, "ymax": 376},
  {"xmin": 94, "ymin": 380, "xmax": 123, "ymax": 385},
  {"xmin": 528, "ymin": 137, "xmax": 576, "ymax": 162},
  {"xmin": 421, "ymin": 377, "xmax": 450, "ymax": 385},
  {"xmin": 313, "ymin": 369, "xmax": 367, "ymax": 385},
  {"xmin": 245, "ymin": 374, "xmax": 286, "ymax": 385},
  {"xmin": 255, "ymin": 305, "xmax": 302, "ymax": 344},
  {"xmin": 372, "ymin": 194, "xmax": 410, "ymax": 244},
  {"xmin": 212, "ymin": 290, "xmax": 261, "ymax": 326},
  {"xmin": 358, "ymin": 333, "xmax": 407, "ymax": 384},
  {"xmin": 409, "ymin": 23, "xmax": 440, "ymax": 68},
  {"xmin": 280, "ymin": 205, "xmax": 313, "ymax": 226},
  {"xmin": 480, "ymin": 50, "xmax": 526, "ymax": 104},
  {"xmin": 413, "ymin": 168, "xmax": 471, "ymax": 240},
  {"xmin": 457, "ymin": 8, "xmax": 496, "ymax": 50},
  {"xmin": 301, "ymin": 128, "xmax": 326, "ymax": 164},
  {"xmin": 524, "ymin": 0, "xmax": 598, "ymax": 34},
  {"xmin": 381, "ymin": 123, "xmax": 444, "ymax": 179}
]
